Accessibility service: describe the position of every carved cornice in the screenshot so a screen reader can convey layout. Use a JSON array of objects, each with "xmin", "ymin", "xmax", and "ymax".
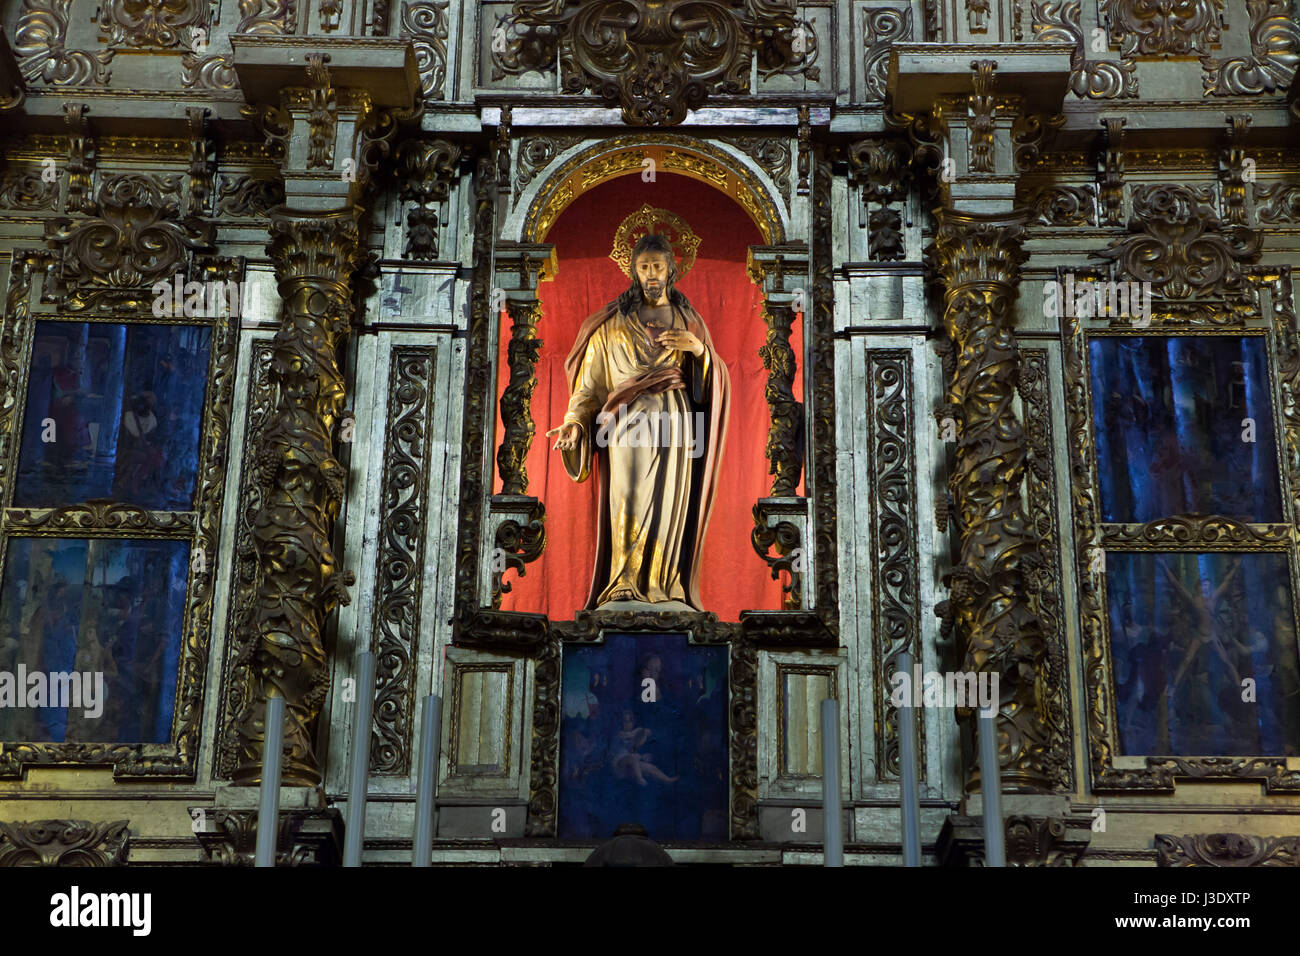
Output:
[
  {"xmin": 501, "ymin": 0, "xmax": 817, "ymax": 125},
  {"xmin": 229, "ymin": 207, "xmax": 362, "ymax": 788},
  {"xmin": 370, "ymin": 346, "xmax": 437, "ymax": 775},
  {"xmin": 0, "ymin": 820, "xmax": 129, "ymax": 866},
  {"xmin": 931, "ymin": 208, "xmax": 1053, "ymax": 793},
  {"xmin": 1155, "ymin": 833, "xmax": 1300, "ymax": 867}
]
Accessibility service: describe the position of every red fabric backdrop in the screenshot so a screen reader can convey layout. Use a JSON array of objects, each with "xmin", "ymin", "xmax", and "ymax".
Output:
[{"xmin": 495, "ymin": 172, "xmax": 802, "ymax": 621}]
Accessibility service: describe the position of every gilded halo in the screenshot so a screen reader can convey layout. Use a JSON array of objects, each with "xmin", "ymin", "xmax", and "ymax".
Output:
[{"xmin": 609, "ymin": 204, "xmax": 702, "ymax": 279}]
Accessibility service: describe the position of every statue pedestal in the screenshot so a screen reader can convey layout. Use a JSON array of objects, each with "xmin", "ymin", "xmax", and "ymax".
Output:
[{"xmin": 595, "ymin": 599, "xmax": 694, "ymax": 613}]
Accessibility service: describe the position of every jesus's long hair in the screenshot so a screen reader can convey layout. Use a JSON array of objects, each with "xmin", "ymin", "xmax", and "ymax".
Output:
[{"xmin": 615, "ymin": 232, "xmax": 694, "ymax": 315}]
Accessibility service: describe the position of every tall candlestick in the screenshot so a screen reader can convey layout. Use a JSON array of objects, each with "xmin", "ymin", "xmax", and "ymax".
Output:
[
  {"xmin": 821, "ymin": 698, "xmax": 843, "ymax": 867},
  {"xmin": 978, "ymin": 711, "xmax": 1005, "ymax": 867},
  {"xmin": 897, "ymin": 651, "xmax": 921, "ymax": 866},
  {"xmin": 343, "ymin": 652, "xmax": 376, "ymax": 867},
  {"xmin": 255, "ymin": 694, "xmax": 286, "ymax": 868},
  {"xmin": 412, "ymin": 694, "xmax": 442, "ymax": 867}
]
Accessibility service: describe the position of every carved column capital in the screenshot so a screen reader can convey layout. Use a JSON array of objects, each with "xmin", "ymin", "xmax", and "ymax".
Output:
[{"xmin": 938, "ymin": 814, "xmax": 1090, "ymax": 866}]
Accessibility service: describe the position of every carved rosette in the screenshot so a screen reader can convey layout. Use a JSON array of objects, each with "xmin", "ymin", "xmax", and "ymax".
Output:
[
  {"xmin": 230, "ymin": 207, "xmax": 361, "ymax": 787},
  {"xmin": 0, "ymin": 820, "xmax": 129, "ymax": 866},
  {"xmin": 931, "ymin": 209, "xmax": 1052, "ymax": 793}
]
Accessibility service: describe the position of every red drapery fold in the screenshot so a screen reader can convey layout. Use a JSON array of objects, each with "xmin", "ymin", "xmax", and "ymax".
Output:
[{"xmin": 495, "ymin": 173, "xmax": 802, "ymax": 621}]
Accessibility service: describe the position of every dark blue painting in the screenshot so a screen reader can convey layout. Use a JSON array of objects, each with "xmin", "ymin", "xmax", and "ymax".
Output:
[
  {"xmin": 558, "ymin": 633, "xmax": 728, "ymax": 842},
  {"xmin": 0, "ymin": 536, "xmax": 189, "ymax": 744},
  {"xmin": 15, "ymin": 321, "xmax": 212, "ymax": 511},
  {"xmin": 1088, "ymin": 336, "xmax": 1282, "ymax": 523},
  {"xmin": 1107, "ymin": 551, "xmax": 1300, "ymax": 757}
]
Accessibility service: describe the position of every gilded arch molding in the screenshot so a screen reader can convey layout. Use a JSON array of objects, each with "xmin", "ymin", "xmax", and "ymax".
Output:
[{"xmin": 517, "ymin": 135, "xmax": 790, "ymax": 246}]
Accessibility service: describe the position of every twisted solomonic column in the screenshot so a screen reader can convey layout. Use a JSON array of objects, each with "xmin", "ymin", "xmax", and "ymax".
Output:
[
  {"xmin": 931, "ymin": 208, "xmax": 1052, "ymax": 793},
  {"xmin": 231, "ymin": 207, "xmax": 362, "ymax": 787}
]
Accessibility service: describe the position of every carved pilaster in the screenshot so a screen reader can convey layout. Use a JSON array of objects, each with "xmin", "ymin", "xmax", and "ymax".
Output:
[
  {"xmin": 0, "ymin": 820, "xmax": 129, "ymax": 866},
  {"xmin": 497, "ymin": 298, "xmax": 543, "ymax": 496},
  {"xmin": 229, "ymin": 207, "xmax": 362, "ymax": 788},
  {"xmin": 931, "ymin": 208, "xmax": 1051, "ymax": 794}
]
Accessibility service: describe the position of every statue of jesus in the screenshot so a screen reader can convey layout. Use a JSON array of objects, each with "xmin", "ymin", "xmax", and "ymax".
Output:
[{"xmin": 546, "ymin": 233, "xmax": 731, "ymax": 611}]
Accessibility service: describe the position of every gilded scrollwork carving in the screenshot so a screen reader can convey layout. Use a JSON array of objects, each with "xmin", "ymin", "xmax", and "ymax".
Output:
[
  {"xmin": 1011, "ymin": 111, "xmax": 1065, "ymax": 172},
  {"xmin": 192, "ymin": 808, "xmax": 343, "ymax": 866},
  {"xmin": 720, "ymin": 136, "xmax": 792, "ymax": 202},
  {"xmin": 491, "ymin": 503, "xmax": 547, "ymax": 608},
  {"xmin": 862, "ymin": 7, "xmax": 913, "ymax": 102},
  {"xmin": 1101, "ymin": 515, "xmax": 1292, "ymax": 549},
  {"xmin": 751, "ymin": 507, "xmax": 802, "ymax": 610},
  {"xmin": 1020, "ymin": 349, "xmax": 1075, "ymax": 790},
  {"xmin": 516, "ymin": 134, "xmax": 584, "ymax": 198},
  {"xmin": 14, "ymin": 0, "xmax": 116, "ymax": 86},
  {"xmin": 502, "ymin": 0, "xmax": 815, "ymax": 125},
  {"xmin": 0, "ymin": 168, "xmax": 57, "ymax": 211},
  {"xmin": 1221, "ymin": 115, "xmax": 1251, "ymax": 225},
  {"xmin": 98, "ymin": 0, "xmax": 209, "ymax": 48},
  {"xmin": 228, "ymin": 208, "xmax": 361, "ymax": 788},
  {"xmin": 3, "ymin": 502, "xmax": 195, "ymax": 533},
  {"xmin": 305, "ymin": 53, "xmax": 337, "ymax": 170},
  {"xmin": 968, "ymin": 60, "xmax": 997, "ymax": 174},
  {"xmin": 1255, "ymin": 182, "xmax": 1300, "ymax": 222},
  {"xmin": 1032, "ymin": 0, "xmax": 1138, "ymax": 98},
  {"xmin": 867, "ymin": 351, "xmax": 924, "ymax": 780},
  {"xmin": 1095, "ymin": 184, "xmax": 1262, "ymax": 300},
  {"xmin": 1025, "ymin": 184, "xmax": 1096, "ymax": 225},
  {"xmin": 45, "ymin": 173, "xmax": 212, "ymax": 314},
  {"xmin": 1201, "ymin": 0, "xmax": 1300, "ymax": 95},
  {"xmin": 187, "ymin": 107, "xmax": 215, "ymax": 219},
  {"xmin": 1155, "ymin": 833, "xmax": 1300, "ymax": 866},
  {"xmin": 236, "ymin": 0, "xmax": 296, "ymax": 34},
  {"xmin": 1100, "ymin": 0, "xmax": 1223, "ymax": 58},
  {"xmin": 401, "ymin": 1, "xmax": 450, "ymax": 99},
  {"xmin": 396, "ymin": 138, "xmax": 462, "ymax": 259},
  {"xmin": 931, "ymin": 209, "xmax": 1052, "ymax": 792},
  {"xmin": 216, "ymin": 174, "xmax": 285, "ymax": 217},
  {"xmin": 0, "ymin": 820, "xmax": 129, "ymax": 866},
  {"xmin": 371, "ymin": 347, "xmax": 436, "ymax": 775},
  {"xmin": 182, "ymin": 51, "xmax": 239, "ymax": 91}
]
